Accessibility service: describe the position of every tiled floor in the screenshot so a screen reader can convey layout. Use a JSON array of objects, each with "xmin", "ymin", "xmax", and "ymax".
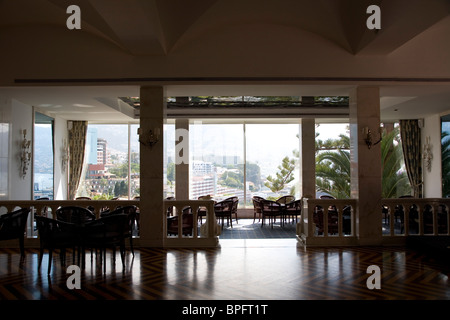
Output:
[{"xmin": 218, "ymin": 218, "xmax": 297, "ymax": 239}]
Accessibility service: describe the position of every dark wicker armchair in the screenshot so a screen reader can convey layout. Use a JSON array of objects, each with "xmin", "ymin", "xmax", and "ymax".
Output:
[
  {"xmin": 35, "ymin": 216, "xmax": 78, "ymax": 273},
  {"xmin": 56, "ymin": 206, "xmax": 95, "ymax": 225},
  {"xmin": 259, "ymin": 199, "xmax": 283, "ymax": 228},
  {"xmin": 0, "ymin": 208, "xmax": 31, "ymax": 258}
]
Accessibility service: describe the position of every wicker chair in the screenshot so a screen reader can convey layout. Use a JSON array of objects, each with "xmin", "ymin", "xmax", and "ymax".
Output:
[{"xmin": 0, "ymin": 208, "xmax": 31, "ymax": 259}]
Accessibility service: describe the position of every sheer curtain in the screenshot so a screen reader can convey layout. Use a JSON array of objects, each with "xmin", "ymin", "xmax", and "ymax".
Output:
[
  {"xmin": 399, "ymin": 120, "xmax": 422, "ymax": 198},
  {"xmin": 68, "ymin": 121, "xmax": 87, "ymax": 199}
]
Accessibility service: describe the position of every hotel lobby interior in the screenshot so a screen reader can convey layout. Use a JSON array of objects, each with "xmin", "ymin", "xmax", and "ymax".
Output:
[{"xmin": 0, "ymin": 0, "xmax": 449, "ymax": 312}]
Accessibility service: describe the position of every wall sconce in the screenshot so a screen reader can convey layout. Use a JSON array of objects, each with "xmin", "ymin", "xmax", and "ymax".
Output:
[
  {"xmin": 138, "ymin": 127, "xmax": 161, "ymax": 147},
  {"xmin": 363, "ymin": 126, "xmax": 383, "ymax": 149},
  {"xmin": 61, "ymin": 138, "xmax": 69, "ymax": 172},
  {"xmin": 423, "ymin": 136, "xmax": 433, "ymax": 172},
  {"xmin": 20, "ymin": 129, "xmax": 32, "ymax": 179}
]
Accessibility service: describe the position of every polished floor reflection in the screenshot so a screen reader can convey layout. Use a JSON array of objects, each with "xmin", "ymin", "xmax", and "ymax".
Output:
[{"xmin": 0, "ymin": 240, "xmax": 449, "ymax": 300}]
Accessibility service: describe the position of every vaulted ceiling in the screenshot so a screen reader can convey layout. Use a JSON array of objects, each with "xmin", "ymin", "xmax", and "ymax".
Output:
[{"xmin": 0, "ymin": 0, "xmax": 449, "ymax": 122}]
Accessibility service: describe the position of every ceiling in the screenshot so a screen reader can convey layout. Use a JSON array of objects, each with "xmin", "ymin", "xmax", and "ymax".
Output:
[
  {"xmin": 2, "ymin": 83, "xmax": 450, "ymax": 123},
  {"xmin": 1, "ymin": 0, "xmax": 450, "ymax": 122}
]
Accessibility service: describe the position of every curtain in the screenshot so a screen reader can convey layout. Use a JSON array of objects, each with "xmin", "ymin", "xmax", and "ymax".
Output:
[
  {"xmin": 399, "ymin": 120, "xmax": 422, "ymax": 198},
  {"xmin": 68, "ymin": 121, "xmax": 87, "ymax": 200}
]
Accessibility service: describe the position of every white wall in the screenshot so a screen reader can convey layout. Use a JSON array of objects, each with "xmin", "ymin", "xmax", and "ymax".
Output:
[
  {"xmin": 421, "ymin": 114, "xmax": 442, "ymax": 198},
  {"xmin": 10, "ymin": 99, "xmax": 33, "ymax": 200}
]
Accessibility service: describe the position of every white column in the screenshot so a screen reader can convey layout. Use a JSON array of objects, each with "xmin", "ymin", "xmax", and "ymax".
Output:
[
  {"xmin": 349, "ymin": 86, "xmax": 382, "ymax": 245},
  {"xmin": 175, "ymin": 118, "xmax": 189, "ymax": 200},
  {"xmin": 300, "ymin": 118, "xmax": 316, "ymax": 199},
  {"xmin": 139, "ymin": 86, "xmax": 164, "ymax": 247}
]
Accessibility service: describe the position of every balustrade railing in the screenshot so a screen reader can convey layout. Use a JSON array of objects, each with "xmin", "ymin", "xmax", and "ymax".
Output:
[
  {"xmin": 381, "ymin": 198, "xmax": 450, "ymax": 237},
  {"xmin": 163, "ymin": 199, "xmax": 218, "ymax": 247},
  {"xmin": 299, "ymin": 198, "xmax": 358, "ymax": 246},
  {"xmin": 0, "ymin": 199, "xmax": 219, "ymax": 248},
  {"xmin": 0, "ymin": 200, "xmax": 139, "ymax": 238},
  {"xmin": 299, "ymin": 197, "xmax": 450, "ymax": 246}
]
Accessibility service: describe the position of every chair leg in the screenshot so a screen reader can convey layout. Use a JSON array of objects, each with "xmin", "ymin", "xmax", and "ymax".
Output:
[
  {"xmin": 19, "ymin": 236, "xmax": 25, "ymax": 259},
  {"xmin": 47, "ymin": 249, "xmax": 53, "ymax": 274},
  {"xmin": 38, "ymin": 247, "xmax": 44, "ymax": 270},
  {"xmin": 129, "ymin": 237, "xmax": 134, "ymax": 256}
]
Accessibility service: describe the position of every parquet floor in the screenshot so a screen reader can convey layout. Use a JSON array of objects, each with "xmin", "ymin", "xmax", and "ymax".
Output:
[{"xmin": 0, "ymin": 239, "xmax": 448, "ymax": 302}]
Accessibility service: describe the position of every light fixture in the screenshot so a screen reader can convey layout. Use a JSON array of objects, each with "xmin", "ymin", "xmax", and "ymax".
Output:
[
  {"xmin": 423, "ymin": 136, "xmax": 433, "ymax": 172},
  {"xmin": 20, "ymin": 129, "xmax": 32, "ymax": 178},
  {"xmin": 138, "ymin": 127, "xmax": 161, "ymax": 148},
  {"xmin": 61, "ymin": 138, "xmax": 69, "ymax": 172},
  {"xmin": 363, "ymin": 126, "xmax": 383, "ymax": 149}
]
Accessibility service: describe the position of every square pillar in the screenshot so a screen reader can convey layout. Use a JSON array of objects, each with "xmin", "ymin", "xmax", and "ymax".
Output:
[
  {"xmin": 139, "ymin": 86, "xmax": 164, "ymax": 247},
  {"xmin": 175, "ymin": 118, "xmax": 189, "ymax": 200},
  {"xmin": 300, "ymin": 118, "xmax": 316, "ymax": 199},
  {"xmin": 349, "ymin": 86, "xmax": 382, "ymax": 245}
]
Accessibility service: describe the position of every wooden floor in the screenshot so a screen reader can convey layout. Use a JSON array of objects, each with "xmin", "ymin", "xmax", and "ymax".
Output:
[{"xmin": 0, "ymin": 239, "xmax": 449, "ymax": 302}]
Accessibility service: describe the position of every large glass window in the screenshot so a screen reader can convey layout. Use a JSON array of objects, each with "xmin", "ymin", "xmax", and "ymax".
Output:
[
  {"xmin": 442, "ymin": 115, "xmax": 450, "ymax": 198},
  {"xmin": 188, "ymin": 122, "xmax": 300, "ymax": 207},
  {"xmin": 189, "ymin": 123, "xmax": 244, "ymax": 204},
  {"xmin": 164, "ymin": 123, "xmax": 176, "ymax": 198},
  {"xmin": 77, "ymin": 124, "xmax": 139, "ymax": 199},
  {"xmin": 34, "ymin": 112, "xmax": 54, "ymax": 200},
  {"xmin": 246, "ymin": 124, "xmax": 300, "ymax": 204}
]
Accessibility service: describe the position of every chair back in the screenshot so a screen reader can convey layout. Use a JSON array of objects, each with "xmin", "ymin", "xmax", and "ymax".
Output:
[
  {"xmin": 99, "ymin": 213, "xmax": 129, "ymax": 238},
  {"xmin": 101, "ymin": 205, "xmax": 138, "ymax": 234},
  {"xmin": 214, "ymin": 199, "xmax": 234, "ymax": 212},
  {"xmin": 252, "ymin": 197, "xmax": 262, "ymax": 213},
  {"xmin": 286, "ymin": 199, "xmax": 301, "ymax": 211},
  {"xmin": 259, "ymin": 199, "xmax": 282, "ymax": 213},
  {"xmin": 276, "ymin": 195, "xmax": 295, "ymax": 204},
  {"xmin": 0, "ymin": 208, "xmax": 30, "ymax": 239},
  {"xmin": 56, "ymin": 206, "xmax": 95, "ymax": 225},
  {"xmin": 35, "ymin": 215, "xmax": 76, "ymax": 243}
]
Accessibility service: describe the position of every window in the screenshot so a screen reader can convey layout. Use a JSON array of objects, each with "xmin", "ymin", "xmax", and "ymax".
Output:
[
  {"xmin": 442, "ymin": 115, "xmax": 450, "ymax": 197},
  {"xmin": 77, "ymin": 124, "xmax": 139, "ymax": 199},
  {"xmin": 189, "ymin": 123, "xmax": 244, "ymax": 204},
  {"xmin": 188, "ymin": 122, "xmax": 301, "ymax": 207},
  {"xmin": 246, "ymin": 124, "xmax": 300, "ymax": 204},
  {"xmin": 33, "ymin": 112, "xmax": 54, "ymax": 200}
]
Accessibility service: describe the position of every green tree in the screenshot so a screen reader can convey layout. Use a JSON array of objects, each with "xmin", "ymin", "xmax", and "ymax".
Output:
[
  {"xmin": 314, "ymin": 128, "xmax": 412, "ymax": 199},
  {"xmin": 114, "ymin": 180, "xmax": 128, "ymax": 197},
  {"xmin": 381, "ymin": 127, "xmax": 411, "ymax": 198},
  {"xmin": 264, "ymin": 156, "xmax": 296, "ymax": 195},
  {"xmin": 316, "ymin": 148, "xmax": 351, "ymax": 198}
]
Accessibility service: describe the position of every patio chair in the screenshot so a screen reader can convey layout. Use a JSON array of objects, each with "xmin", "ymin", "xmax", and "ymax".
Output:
[
  {"xmin": 283, "ymin": 199, "xmax": 301, "ymax": 224},
  {"xmin": 56, "ymin": 206, "xmax": 96, "ymax": 225},
  {"xmin": 214, "ymin": 198, "xmax": 234, "ymax": 229},
  {"xmin": 167, "ymin": 207, "xmax": 194, "ymax": 236},
  {"xmin": 197, "ymin": 195, "xmax": 212, "ymax": 224},
  {"xmin": 224, "ymin": 196, "xmax": 239, "ymax": 224},
  {"xmin": 83, "ymin": 213, "xmax": 129, "ymax": 270},
  {"xmin": 252, "ymin": 196, "xmax": 264, "ymax": 223},
  {"xmin": 0, "ymin": 208, "xmax": 31, "ymax": 259},
  {"xmin": 276, "ymin": 195, "xmax": 295, "ymax": 205},
  {"xmin": 259, "ymin": 199, "xmax": 283, "ymax": 229},
  {"xmin": 100, "ymin": 205, "xmax": 139, "ymax": 255},
  {"xmin": 313, "ymin": 206, "xmax": 339, "ymax": 235},
  {"xmin": 35, "ymin": 216, "xmax": 78, "ymax": 273}
]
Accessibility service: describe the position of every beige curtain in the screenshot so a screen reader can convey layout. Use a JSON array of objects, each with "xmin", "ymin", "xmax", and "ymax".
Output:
[
  {"xmin": 399, "ymin": 120, "xmax": 423, "ymax": 198},
  {"xmin": 68, "ymin": 121, "xmax": 87, "ymax": 200}
]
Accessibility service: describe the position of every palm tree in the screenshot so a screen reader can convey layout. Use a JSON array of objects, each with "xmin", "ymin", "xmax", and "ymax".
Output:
[
  {"xmin": 381, "ymin": 127, "xmax": 411, "ymax": 198},
  {"xmin": 315, "ymin": 135, "xmax": 350, "ymax": 198},
  {"xmin": 314, "ymin": 128, "xmax": 411, "ymax": 198}
]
